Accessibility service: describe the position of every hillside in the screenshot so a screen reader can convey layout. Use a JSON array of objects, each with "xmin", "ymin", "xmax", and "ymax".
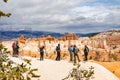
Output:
[
  {"xmin": 0, "ymin": 30, "xmax": 64, "ymax": 40},
  {"xmin": 92, "ymin": 30, "xmax": 120, "ymax": 46},
  {"xmin": 97, "ymin": 62, "xmax": 120, "ymax": 79},
  {"xmin": 0, "ymin": 30, "xmax": 99, "ymax": 40},
  {"xmin": 90, "ymin": 30, "xmax": 120, "ymax": 50},
  {"xmin": 92, "ymin": 30, "xmax": 120, "ymax": 38}
]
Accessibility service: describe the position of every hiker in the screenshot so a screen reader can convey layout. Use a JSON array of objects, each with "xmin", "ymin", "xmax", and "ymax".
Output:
[
  {"xmin": 68, "ymin": 45, "xmax": 73, "ymax": 61},
  {"xmin": 55, "ymin": 44, "xmax": 61, "ymax": 61},
  {"xmin": 84, "ymin": 45, "xmax": 89, "ymax": 61},
  {"xmin": 40, "ymin": 46, "xmax": 45, "ymax": 61},
  {"xmin": 12, "ymin": 41, "xmax": 16, "ymax": 56},
  {"xmin": 13, "ymin": 41, "xmax": 19, "ymax": 57},
  {"xmin": 73, "ymin": 45, "xmax": 80, "ymax": 63}
]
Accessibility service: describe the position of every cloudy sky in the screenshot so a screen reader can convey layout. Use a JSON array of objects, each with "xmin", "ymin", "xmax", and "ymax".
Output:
[{"xmin": 0, "ymin": 0, "xmax": 120, "ymax": 33}]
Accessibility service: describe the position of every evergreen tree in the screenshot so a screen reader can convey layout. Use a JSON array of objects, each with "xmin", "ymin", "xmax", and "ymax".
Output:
[{"xmin": 0, "ymin": 0, "xmax": 11, "ymax": 18}]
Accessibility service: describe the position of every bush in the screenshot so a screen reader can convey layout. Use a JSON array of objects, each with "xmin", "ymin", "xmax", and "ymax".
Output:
[
  {"xmin": 0, "ymin": 43, "xmax": 40, "ymax": 80},
  {"xmin": 0, "ymin": 0, "xmax": 11, "ymax": 18},
  {"xmin": 94, "ymin": 51, "xmax": 100, "ymax": 61},
  {"xmin": 62, "ymin": 64, "xmax": 94, "ymax": 80},
  {"xmin": 108, "ymin": 53, "xmax": 118, "ymax": 61}
]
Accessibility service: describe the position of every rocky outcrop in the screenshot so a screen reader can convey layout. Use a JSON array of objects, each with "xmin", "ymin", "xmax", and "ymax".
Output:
[
  {"xmin": 19, "ymin": 35, "xmax": 25, "ymax": 44},
  {"xmin": 59, "ymin": 33, "xmax": 79, "ymax": 41},
  {"xmin": 39, "ymin": 35, "xmax": 57, "ymax": 41},
  {"xmin": 82, "ymin": 38, "xmax": 108, "ymax": 49},
  {"xmin": 106, "ymin": 34, "xmax": 120, "ymax": 46}
]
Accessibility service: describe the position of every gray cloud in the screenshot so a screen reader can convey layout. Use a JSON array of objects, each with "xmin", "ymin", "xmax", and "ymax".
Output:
[{"xmin": 0, "ymin": 0, "xmax": 120, "ymax": 33}]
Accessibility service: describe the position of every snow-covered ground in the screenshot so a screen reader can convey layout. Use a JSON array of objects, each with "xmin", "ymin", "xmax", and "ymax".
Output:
[{"xmin": 9, "ymin": 56, "xmax": 119, "ymax": 80}]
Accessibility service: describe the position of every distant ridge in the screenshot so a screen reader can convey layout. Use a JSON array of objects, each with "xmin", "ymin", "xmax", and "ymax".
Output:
[
  {"xmin": 93, "ymin": 29, "xmax": 120, "ymax": 39},
  {"xmin": 0, "ymin": 30, "xmax": 63, "ymax": 40},
  {"xmin": 0, "ymin": 30, "xmax": 99, "ymax": 40}
]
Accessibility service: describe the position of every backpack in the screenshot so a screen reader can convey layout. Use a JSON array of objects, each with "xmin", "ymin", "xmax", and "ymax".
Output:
[
  {"xmin": 75, "ymin": 48, "xmax": 79, "ymax": 54},
  {"xmin": 84, "ymin": 47, "xmax": 89, "ymax": 53},
  {"xmin": 40, "ymin": 46, "xmax": 44, "ymax": 53},
  {"xmin": 12, "ymin": 42, "xmax": 18, "ymax": 49},
  {"xmin": 56, "ymin": 46, "xmax": 60, "ymax": 52},
  {"xmin": 12, "ymin": 42, "xmax": 15, "ymax": 49},
  {"xmin": 68, "ymin": 47, "xmax": 73, "ymax": 52}
]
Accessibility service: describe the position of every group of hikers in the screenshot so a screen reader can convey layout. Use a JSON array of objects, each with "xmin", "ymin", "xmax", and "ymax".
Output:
[
  {"xmin": 12, "ymin": 41, "xmax": 89, "ymax": 63},
  {"xmin": 68, "ymin": 45, "xmax": 89, "ymax": 63},
  {"xmin": 12, "ymin": 41, "xmax": 19, "ymax": 57},
  {"xmin": 39, "ymin": 43, "xmax": 89, "ymax": 63},
  {"xmin": 39, "ymin": 44, "xmax": 61, "ymax": 61}
]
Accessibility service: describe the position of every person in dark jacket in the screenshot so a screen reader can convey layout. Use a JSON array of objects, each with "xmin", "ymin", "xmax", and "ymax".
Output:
[
  {"xmin": 40, "ymin": 46, "xmax": 45, "ymax": 61},
  {"xmin": 16, "ymin": 41, "xmax": 19, "ymax": 56},
  {"xmin": 55, "ymin": 44, "xmax": 61, "ymax": 61},
  {"xmin": 73, "ymin": 45, "xmax": 80, "ymax": 64},
  {"xmin": 84, "ymin": 45, "xmax": 89, "ymax": 61}
]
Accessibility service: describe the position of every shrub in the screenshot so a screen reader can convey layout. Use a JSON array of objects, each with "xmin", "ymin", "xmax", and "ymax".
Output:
[
  {"xmin": 0, "ymin": 0, "xmax": 11, "ymax": 18},
  {"xmin": 0, "ymin": 43, "xmax": 40, "ymax": 80},
  {"xmin": 62, "ymin": 64, "xmax": 94, "ymax": 80},
  {"xmin": 94, "ymin": 51, "xmax": 100, "ymax": 61},
  {"xmin": 108, "ymin": 53, "xmax": 118, "ymax": 61}
]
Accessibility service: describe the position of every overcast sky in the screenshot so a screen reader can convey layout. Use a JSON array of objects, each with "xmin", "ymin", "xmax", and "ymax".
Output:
[{"xmin": 0, "ymin": 0, "xmax": 120, "ymax": 33}]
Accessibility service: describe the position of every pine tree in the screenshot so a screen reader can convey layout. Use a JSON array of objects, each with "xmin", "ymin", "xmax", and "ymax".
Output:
[{"xmin": 0, "ymin": 0, "xmax": 11, "ymax": 18}]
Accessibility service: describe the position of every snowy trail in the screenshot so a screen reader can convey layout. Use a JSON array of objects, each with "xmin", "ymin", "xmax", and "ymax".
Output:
[{"xmin": 9, "ymin": 56, "xmax": 119, "ymax": 80}]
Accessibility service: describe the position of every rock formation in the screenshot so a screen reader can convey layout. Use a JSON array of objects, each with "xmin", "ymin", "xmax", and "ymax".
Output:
[
  {"xmin": 82, "ymin": 38, "xmax": 108, "ymax": 49},
  {"xmin": 19, "ymin": 34, "xmax": 25, "ymax": 44},
  {"xmin": 59, "ymin": 33, "xmax": 79, "ymax": 41}
]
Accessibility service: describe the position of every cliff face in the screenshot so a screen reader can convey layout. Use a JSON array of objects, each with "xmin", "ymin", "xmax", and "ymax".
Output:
[
  {"xmin": 105, "ymin": 34, "xmax": 120, "ymax": 46},
  {"xmin": 92, "ymin": 30, "xmax": 120, "ymax": 49},
  {"xmin": 82, "ymin": 38, "xmax": 108, "ymax": 49}
]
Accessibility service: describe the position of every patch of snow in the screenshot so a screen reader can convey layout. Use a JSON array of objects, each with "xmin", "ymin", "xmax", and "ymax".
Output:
[{"xmin": 9, "ymin": 56, "xmax": 119, "ymax": 80}]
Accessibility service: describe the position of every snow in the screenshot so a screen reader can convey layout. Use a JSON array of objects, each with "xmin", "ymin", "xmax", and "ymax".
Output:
[{"xmin": 9, "ymin": 56, "xmax": 119, "ymax": 80}]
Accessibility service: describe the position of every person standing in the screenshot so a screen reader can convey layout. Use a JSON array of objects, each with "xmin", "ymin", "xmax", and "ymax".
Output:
[
  {"xmin": 68, "ymin": 45, "xmax": 73, "ymax": 61},
  {"xmin": 40, "ymin": 46, "xmax": 45, "ymax": 61},
  {"xmin": 15, "ymin": 41, "xmax": 19, "ymax": 57},
  {"xmin": 84, "ymin": 45, "xmax": 89, "ymax": 61},
  {"xmin": 12, "ymin": 41, "xmax": 16, "ymax": 56},
  {"xmin": 55, "ymin": 44, "xmax": 61, "ymax": 61},
  {"xmin": 73, "ymin": 45, "xmax": 80, "ymax": 64}
]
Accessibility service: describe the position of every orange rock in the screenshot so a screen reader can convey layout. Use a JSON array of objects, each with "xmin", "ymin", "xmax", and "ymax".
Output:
[
  {"xmin": 19, "ymin": 34, "xmax": 25, "ymax": 44},
  {"xmin": 59, "ymin": 33, "xmax": 79, "ymax": 40}
]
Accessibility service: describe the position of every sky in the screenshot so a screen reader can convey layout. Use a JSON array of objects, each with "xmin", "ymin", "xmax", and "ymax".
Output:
[{"xmin": 0, "ymin": 0, "xmax": 120, "ymax": 33}]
